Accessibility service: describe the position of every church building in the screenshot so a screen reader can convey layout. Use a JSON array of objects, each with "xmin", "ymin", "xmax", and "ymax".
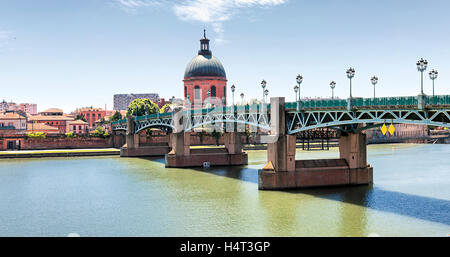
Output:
[{"xmin": 183, "ymin": 30, "xmax": 227, "ymax": 106}]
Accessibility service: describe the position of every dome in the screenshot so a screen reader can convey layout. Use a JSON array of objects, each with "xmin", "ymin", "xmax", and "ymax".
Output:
[{"xmin": 184, "ymin": 55, "xmax": 226, "ymax": 78}]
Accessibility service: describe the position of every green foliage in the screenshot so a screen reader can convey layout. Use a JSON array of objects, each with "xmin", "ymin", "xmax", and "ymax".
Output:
[
  {"xmin": 198, "ymin": 130, "xmax": 206, "ymax": 143},
  {"xmin": 145, "ymin": 128, "xmax": 153, "ymax": 138},
  {"xmin": 159, "ymin": 103, "xmax": 172, "ymax": 113},
  {"xmin": 91, "ymin": 126, "xmax": 110, "ymax": 138},
  {"xmin": 26, "ymin": 132, "xmax": 46, "ymax": 139},
  {"xmin": 126, "ymin": 99, "xmax": 159, "ymax": 117},
  {"xmin": 74, "ymin": 114, "xmax": 87, "ymax": 122},
  {"xmin": 65, "ymin": 131, "xmax": 76, "ymax": 138},
  {"xmin": 211, "ymin": 130, "xmax": 222, "ymax": 146},
  {"xmin": 111, "ymin": 111, "xmax": 123, "ymax": 122}
]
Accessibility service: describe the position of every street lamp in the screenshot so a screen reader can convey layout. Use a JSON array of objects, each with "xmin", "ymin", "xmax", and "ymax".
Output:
[
  {"xmin": 416, "ymin": 58, "xmax": 428, "ymax": 95},
  {"xmin": 231, "ymin": 84, "xmax": 235, "ymax": 106},
  {"xmin": 261, "ymin": 80, "xmax": 267, "ymax": 103},
  {"xmin": 293, "ymin": 85, "xmax": 299, "ymax": 101},
  {"xmin": 346, "ymin": 68, "xmax": 355, "ymax": 98},
  {"xmin": 264, "ymin": 89, "xmax": 269, "ymax": 103},
  {"xmin": 206, "ymin": 90, "xmax": 210, "ymax": 111},
  {"xmin": 296, "ymin": 74, "xmax": 303, "ymax": 110},
  {"xmin": 370, "ymin": 76, "xmax": 378, "ymax": 98},
  {"xmin": 240, "ymin": 93, "xmax": 244, "ymax": 105},
  {"xmin": 330, "ymin": 81, "xmax": 336, "ymax": 99},
  {"xmin": 429, "ymin": 69, "xmax": 438, "ymax": 96}
]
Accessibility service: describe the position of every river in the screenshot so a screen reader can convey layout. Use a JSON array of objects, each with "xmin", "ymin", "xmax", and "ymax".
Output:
[{"xmin": 0, "ymin": 144, "xmax": 449, "ymax": 236}]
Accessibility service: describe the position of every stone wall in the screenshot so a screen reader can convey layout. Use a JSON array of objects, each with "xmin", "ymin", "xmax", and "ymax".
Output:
[{"xmin": 19, "ymin": 137, "xmax": 112, "ymax": 150}]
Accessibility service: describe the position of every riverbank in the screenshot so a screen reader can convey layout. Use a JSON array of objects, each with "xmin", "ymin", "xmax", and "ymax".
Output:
[{"xmin": 0, "ymin": 148, "xmax": 120, "ymax": 159}]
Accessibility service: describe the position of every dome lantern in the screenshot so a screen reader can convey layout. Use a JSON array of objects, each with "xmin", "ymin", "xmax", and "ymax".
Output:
[{"xmin": 199, "ymin": 29, "xmax": 212, "ymax": 56}]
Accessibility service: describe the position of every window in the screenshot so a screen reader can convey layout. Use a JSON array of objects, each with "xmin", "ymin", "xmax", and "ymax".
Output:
[
  {"xmin": 184, "ymin": 86, "xmax": 187, "ymax": 97},
  {"xmin": 223, "ymin": 86, "xmax": 226, "ymax": 98},
  {"xmin": 211, "ymin": 86, "xmax": 216, "ymax": 97},
  {"xmin": 194, "ymin": 86, "xmax": 200, "ymax": 99},
  {"xmin": 79, "ymin": 126, "xmax": 82, "ymax": 130}
]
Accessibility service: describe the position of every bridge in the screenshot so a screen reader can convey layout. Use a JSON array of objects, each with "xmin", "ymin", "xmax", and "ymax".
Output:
[{"xmin": 112, "ymin": 94, "xmax": 450, "ymax": 190}]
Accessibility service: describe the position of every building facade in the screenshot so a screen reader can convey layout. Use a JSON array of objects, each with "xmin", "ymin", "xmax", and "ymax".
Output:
[
  {"xmin": 183, "ymin": 30, "xmax": 227, "ymax": 106},
  {"xmin": 68, "ymin": 120, "xmax": 89, "ymax": 134},
  {"xmin": 113, "ymin": 93, "xmax": 160, "ymax": 110},
  {"xmin": 28, "ymin": 108, "xmax": 73, "ymax": 134},
  {"xmin": 76, "ymin": 107, "xmax": 106, "ymax": 129},
  {"xmin": 0, "ymin": 101, "xmax": 37, "ymax": 115},
  {"xmin": 19, "ymin": 103, "xmax": 38, "ymax": 115},
  {"xmin": 366, "ymin": 124, "xmax": 428, "ymax": 139},
  {"xmin": 0, "ymin": 111, "xmax": 27, "ymax": 130}
]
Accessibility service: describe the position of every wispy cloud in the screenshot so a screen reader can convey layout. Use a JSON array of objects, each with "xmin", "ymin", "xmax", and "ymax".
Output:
[
  {"xmin": 0, "ymin": 30, "xmax": 14, "ymax": 51},
  {"xmin": 115, "ymin": 0, "xmax": 167, "ymax": 12},
  {"xmin": 116, "ymin": 0, "xmax": 286, "ymax": 44}
]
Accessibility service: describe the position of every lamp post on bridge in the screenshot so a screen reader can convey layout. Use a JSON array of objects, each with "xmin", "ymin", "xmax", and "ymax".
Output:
[
  {"xmin": 261, "ymin": 80, "xmax": 267, "ymax": 103},
  {"xmin": 346, "ymin": 68, "xmax": 355, "ymax": 110},
  {"xmin": 346, "ymin": 68, "xmax": 355, "ymax": 98},
  {"xmin": 296, "ymin": 74, "xmax": 303, "ymax": 111},
  {"xmin": 264, "ymin": 89, "xmax": 269, "ymax": 103},
  {"xmin": 206, "ymin": 90, "xmax": 210, "ymax": 112},
  {"xmin": 330, "ymin": 81, "xmax": 336, "ymax": 99},
  {"xmin": 370, "ymin": 76, "xmax": 378, "ymax": 98},
  {"xmin": 429, "ymin": 69, "xmax": 438, "ymax": 96},
  {"xmin": 240, "ymin": 93, "xmax": 244, "ymax": 105},
  {"xmin": 230, "ymin": 84, "xmax": 235, "ymax": 107},
  {"xmin": 416, "ymin": 58, "xmax": 428, "ymax": 95},
  {"xmin": 293, "ymin": 85, "xmax": 299, "ymax": 108}
]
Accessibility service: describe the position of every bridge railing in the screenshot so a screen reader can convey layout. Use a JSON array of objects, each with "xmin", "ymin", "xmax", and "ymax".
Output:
[
  {"xmin": 111, "ymin": 94, "xmax": 450, "ymax": 128},
  {"xmin": 426, "ymin": 95, "xmax": 450, "ymax": 105}
]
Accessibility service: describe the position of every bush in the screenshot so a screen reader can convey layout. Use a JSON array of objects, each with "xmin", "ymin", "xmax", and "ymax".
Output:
[
  {"xmin": 211, "ymin": 130, "xmax": 222, "ymax": 146},
  {"xmin": 91, "ymin": 126, "xmax": 110, "ymax": 138},
  {"xmin": 26, "ymin": 132, "xmax": 46, "ymax": 139},
  {"xmin": 65, "ymin": 132, "xmax": 76, "ymax": 138}
]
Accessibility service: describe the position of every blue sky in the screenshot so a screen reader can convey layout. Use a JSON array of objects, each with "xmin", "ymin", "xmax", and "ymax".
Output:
[{"xmin": 1, "ymin": 0, "xmax": 450, "ymax": 112}]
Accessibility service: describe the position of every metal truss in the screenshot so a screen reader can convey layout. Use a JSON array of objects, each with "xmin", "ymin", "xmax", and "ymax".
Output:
[
  {"xmin": 113, "ymin": 110, "xmax": 271, "ymax": 134},
  {"xmin": 134, "ymin": 117, "xmax": 174, "ymax": 133},
  {"xmin": 185, "ymin": 111, "xmax": 270, "ymax": 132},
  {"xmin": 287, "ymin": 109, "xmax": 450, "ymax": 134},
  {"xmin": 113, "ymin": 123, "xmax": 127, "ymax": 131}
]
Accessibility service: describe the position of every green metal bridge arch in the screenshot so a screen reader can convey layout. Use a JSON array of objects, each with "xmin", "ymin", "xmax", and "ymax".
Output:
[{"xmin": 112, "ymin": 95, "xmax": 450, "ymax": 134}]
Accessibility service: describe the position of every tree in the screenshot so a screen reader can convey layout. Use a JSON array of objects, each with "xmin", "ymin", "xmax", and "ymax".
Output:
[
  {"xmin": 74, "ymin": 113, "xmax": 87, "ymax": 122},
  {"xmin": 126, "ymin": 99, "xmax": 159, "ymax": 117},
  {"xmin": 160, "ymin": 103, "xmax": 173, "ymax": 113},
  {"xmin": 111, "ymin": 111, "xmax": 123, "ymax": 122},
  {"xmin": 91, "ymin": 126, "xmax": 110, "ymax": 138}
]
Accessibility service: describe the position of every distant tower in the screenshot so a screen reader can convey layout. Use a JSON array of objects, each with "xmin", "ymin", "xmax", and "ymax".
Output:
[{"xmin": 183, "ymin": 30, "xmax": 227, "ymax": 106}]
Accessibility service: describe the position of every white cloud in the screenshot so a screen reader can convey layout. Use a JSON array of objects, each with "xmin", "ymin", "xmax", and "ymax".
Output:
[{"xmin": 116, "ymin": 0, "xmax": 286, "ymax": 43}]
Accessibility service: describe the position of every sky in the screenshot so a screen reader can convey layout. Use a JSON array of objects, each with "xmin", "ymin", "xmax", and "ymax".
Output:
[{"xmin": 1, "ymin": 0, "xmax": 450, "ymax": 112}]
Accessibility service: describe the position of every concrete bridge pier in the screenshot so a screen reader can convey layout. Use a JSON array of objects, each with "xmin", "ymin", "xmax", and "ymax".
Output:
[
  {"xmin": 120, "ymin": 116, "xmax": 170, "ymax": 157},
  {"xmin": 258, "ymin": 97, "xmax": 373, "ymax": 190},
  {"xmin": 165, "ymin": 107, "xmax": 247, "ymax": 168}
]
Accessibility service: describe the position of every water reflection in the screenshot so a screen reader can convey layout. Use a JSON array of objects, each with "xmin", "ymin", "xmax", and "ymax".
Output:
[{"xmin": 197, "ymin": 160, "xmax": 450, "ymax": 228}]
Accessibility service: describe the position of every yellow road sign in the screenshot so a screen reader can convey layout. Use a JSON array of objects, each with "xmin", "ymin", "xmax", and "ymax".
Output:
[
  {"xmin": 388, "ymin": 124, "xmax": 395, "ymax": 136},
  {"xmin": 381, "ymin": 123, "xmax": 387, "ymax": 135}
]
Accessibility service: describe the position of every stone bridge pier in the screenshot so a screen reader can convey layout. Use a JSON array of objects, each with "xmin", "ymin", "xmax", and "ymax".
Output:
[
  {"xmin": 120, "ymin": 115, "xmax": 170, "ymax": 157},
  {"xmin": 165, "ymin": 107, "xmax": 248, "ymax": 167},
  {"xmin": 258, "ymin": 97, "xmax": 373, "ymax": 190}
]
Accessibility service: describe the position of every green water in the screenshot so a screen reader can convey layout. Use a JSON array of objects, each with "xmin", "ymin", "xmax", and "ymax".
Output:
[{"xmin": 0, "ymin": 144, "xmax": 449, "ymax": 236}]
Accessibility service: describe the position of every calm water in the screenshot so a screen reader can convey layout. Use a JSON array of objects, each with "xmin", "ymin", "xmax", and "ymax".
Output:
[{"xmin": 0, "ymin": 144, "xmax": 449, "ymax": 237}]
